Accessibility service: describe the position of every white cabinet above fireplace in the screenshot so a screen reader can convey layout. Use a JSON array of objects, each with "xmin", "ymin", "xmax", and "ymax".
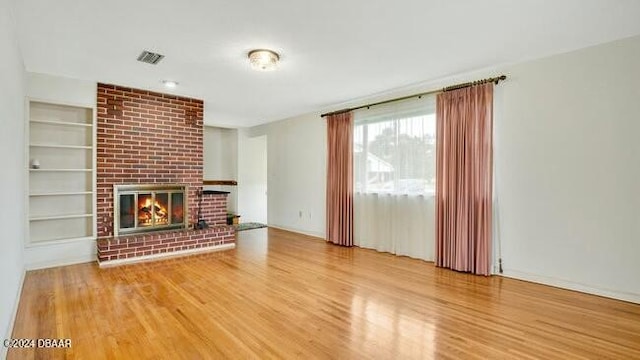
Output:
[{"xmin": 27, "ymin": 100, "xmax": 96, "ymax": 245}]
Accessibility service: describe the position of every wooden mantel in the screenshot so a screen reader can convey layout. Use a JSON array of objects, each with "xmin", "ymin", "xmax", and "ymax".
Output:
[{"xmin": 203, "ymin": 180, "xmax": 237, "ymax": 186}]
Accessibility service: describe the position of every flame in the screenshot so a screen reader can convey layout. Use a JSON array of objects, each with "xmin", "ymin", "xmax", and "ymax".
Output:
[{"xmin": 138, "ymin": 197, "xmax": 169, "ymax": 225}]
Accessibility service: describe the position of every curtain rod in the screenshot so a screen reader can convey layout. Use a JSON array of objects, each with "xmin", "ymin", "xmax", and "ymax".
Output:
[{"xmin": 320, "ymin": 75, "xmax": 507, "ymax": 118}]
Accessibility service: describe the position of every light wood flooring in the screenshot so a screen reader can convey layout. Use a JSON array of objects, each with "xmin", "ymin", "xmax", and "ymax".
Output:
[{"xmin": 9, "ymin": 227, "xmax": 640, "ymax": 359}]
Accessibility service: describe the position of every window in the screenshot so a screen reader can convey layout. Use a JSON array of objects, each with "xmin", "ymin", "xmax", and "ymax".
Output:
[{"xmin": 354, "ymin": 96, "xmax": 436, "ymax": 195}]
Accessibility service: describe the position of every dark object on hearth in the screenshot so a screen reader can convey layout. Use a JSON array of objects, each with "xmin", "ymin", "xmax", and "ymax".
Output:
[
  {"xmin": 226, "ymin": 213, "xmax": 240, "ymax": 225},
  {"xmin": 195, "ymin": 188, "xmax": 208, "ymax": 229},
  {"xmin": 195, "ymin": 219, "xmax": 208, "ymax": 230}
]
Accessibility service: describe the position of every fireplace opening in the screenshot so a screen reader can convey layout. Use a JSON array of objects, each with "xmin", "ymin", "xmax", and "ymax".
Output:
[{"xmin": 114, "ymin": 184, "xmax": 187, "ymax": 236}]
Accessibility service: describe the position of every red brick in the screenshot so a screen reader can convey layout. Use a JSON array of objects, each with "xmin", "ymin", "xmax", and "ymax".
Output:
[{"xmin": 95, "ymin": 83, "xmax": 238, "ymax": 264}]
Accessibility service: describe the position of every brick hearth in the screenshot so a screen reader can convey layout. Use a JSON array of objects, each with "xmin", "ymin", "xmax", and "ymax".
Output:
[
  {"xmin": 96, "ymin": 83, "xmax": 235, "ymax": 265},
  {"xmin": 97, "ymin": 226, "xmax": 235, "ymax": 264}
]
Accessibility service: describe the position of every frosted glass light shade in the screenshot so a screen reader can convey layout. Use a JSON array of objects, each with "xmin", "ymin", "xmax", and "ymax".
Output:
[{"xmin": 248, "ymin": 49, "xmax": 280, "ymax": 71}]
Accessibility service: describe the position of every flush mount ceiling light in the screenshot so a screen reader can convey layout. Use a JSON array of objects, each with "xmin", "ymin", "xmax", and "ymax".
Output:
[
  {"xmin": 248, "ymin": 49, "xmax": 280, "ymax": 71},
  {"xmin": 162, "ymin": 80, "xmax": 179, "ymax": 88}
]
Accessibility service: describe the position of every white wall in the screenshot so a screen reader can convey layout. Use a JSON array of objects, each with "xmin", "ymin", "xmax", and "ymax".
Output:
[
  {"xmin": 0, "ymin": 0, "xmax": 26, "ymax": 355},
  {"xmin": 237, "ymin": 131, "xmax": 267, "ymax": 223},
  {"xmin": 204, "ymin": 126, "xmax": 238, "ymax": 180},
  {"xmin": 249, "ymin": 113, "xmax": 326, "ymax": 238},
  {"xmin": 253, "ymin": 35, "xmax": 640, "ymax": 303},
  {"xmin": 27, "ymin": 72, "xmax": 97, "ymax": 106},
  {"xmin": 496, "ymin": 35, "xmax": 640, "ymax": 303},
  {"xmin": 25, "ymin": 72, "xmax": 97, "ymax": 269},
  {"xmin": 203, "ymin": 126, "xmax": 238, "ymax": 213}
]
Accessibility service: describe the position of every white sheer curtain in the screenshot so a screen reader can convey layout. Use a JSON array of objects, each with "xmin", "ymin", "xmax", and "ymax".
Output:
[
  {"xmin": 355, "ymin": 193, "xmax": 435, "ymax": 260},
  {"xmin": 353, "ymin": 96, "xmax": 436, "ymax": 262}
]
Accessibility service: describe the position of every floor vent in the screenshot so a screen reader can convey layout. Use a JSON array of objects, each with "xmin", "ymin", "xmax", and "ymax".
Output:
[{"xmin": 137, "ymin": 50, "xmax": 165, "ymax": 65}]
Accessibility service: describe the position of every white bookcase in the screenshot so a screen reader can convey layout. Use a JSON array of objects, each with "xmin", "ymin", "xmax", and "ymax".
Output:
[{"xmin": 27, "ymin": 100, "xmax": 96, "ymax": 244}]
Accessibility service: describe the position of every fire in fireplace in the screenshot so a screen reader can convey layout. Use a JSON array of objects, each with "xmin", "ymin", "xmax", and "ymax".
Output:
[{"xmin": 114, "ymin": 184, "xmax": 187, "ymax": 236}]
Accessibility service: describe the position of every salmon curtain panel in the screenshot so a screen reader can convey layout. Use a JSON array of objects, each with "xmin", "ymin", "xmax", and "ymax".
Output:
[
  {"xmin": 326, "ymin": 112, "xmax": 354, "ymax": 246},
  {"xmin": 436, "ymin": 83, "xmax": 493, "ymax": 275}
]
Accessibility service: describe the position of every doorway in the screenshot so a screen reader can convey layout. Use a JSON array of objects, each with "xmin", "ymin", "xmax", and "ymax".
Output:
[{"xmin": 238, "ymin": 134, "xmax": 267, "ymax": 224}]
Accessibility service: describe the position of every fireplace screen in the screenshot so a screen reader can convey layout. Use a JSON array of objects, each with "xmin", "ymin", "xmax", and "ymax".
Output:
[{"xmin": 114, "ymin": 184, "xmax": 187, "ymax": 236}]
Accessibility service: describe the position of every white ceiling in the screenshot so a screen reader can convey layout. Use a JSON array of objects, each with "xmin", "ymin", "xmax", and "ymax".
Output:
[{"xmin": 14, "ymin": 0, "xmax": 640, "ymax": 127}]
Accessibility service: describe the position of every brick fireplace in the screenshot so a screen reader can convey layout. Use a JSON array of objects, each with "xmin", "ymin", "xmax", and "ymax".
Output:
[{"xmin": 95, "ymin": 83, "xmax": 235, "ymax": 265}]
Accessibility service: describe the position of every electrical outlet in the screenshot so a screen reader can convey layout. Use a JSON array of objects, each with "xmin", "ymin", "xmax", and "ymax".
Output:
[{"xmin": 299, "ymin": 211, "xmax": 303, "ymax": 218}]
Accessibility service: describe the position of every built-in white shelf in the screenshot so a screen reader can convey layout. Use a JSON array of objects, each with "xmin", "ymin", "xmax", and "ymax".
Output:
[
  {"xmin": 30, "ymin": 119, "xmax": 92, "ymax": 127},
  {"xmin": 24, "ymin": 236, "xmax": 96, "ymax": 249},
  {"xmin": 27, "ymin": 100, "xmax": 96, "ymax": 245},
  {"xmin": 30, "ymin": 213, "xmax": 93, "ymax": 221},
  {"xmin": 30, "ymin": 143, "xmax": 92, "ymax": 149},
  {"xmin": 30, "ymin": 191, "xmax": 93, "ymax": 197},
  {"xmin": 30, "ymin": 168, "xmax": 93, "ymax": 172}
]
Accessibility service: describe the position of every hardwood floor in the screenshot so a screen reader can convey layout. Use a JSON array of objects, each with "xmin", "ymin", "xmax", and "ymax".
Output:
[{"xmin": 9, "ymin": 227, "xmax": 640, "ymax": 359}]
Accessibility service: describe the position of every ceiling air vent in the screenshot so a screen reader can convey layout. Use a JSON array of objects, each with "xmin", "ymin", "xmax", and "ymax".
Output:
[{"xmin": 137, "ymin": 50, "xmax": 165, "ymax": 65}]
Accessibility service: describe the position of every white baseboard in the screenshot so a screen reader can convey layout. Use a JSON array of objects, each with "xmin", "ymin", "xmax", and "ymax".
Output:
[
  {"xmin": 267, "ymin": 224, "xmax": 325, "ymax": 240},
  {"xmin": 501, "ymin": 269, "xmax": 640, "ymax": 304},
  {"xmin": 99, "ymin": 243, "xmax": 236, "ymax": 267},
  {"xmin": 26, "ymin": 254, "xmax": 96, "ymax": 271},
  {"xmin": 1, "ymin": 267, "xmax": 26, "ymax": 360}
]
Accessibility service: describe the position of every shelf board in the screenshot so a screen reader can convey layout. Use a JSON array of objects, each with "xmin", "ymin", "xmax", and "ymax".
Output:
[
  {"xmin": 30, "ymin": 213, "xmax": 93, "ymax": 221},
  {"xmin": 30, "ymin": 119, "xmax": 92, "ymax": 127},
  {"xmin": 30, "ymin": 143, "xmax": 92, "ymax": 149},
  {"xmin": 30, "ymin": 191, "xmax": 93, "ymax": 197},
  {"xmin": 203, "ymin": 179, "xmax": 238, "ymax": 186},
  {"xmin": 26, "ymin": 235, "xmax": 95, "ymax": 248},
  {"xmin": 29, "ymin": 168, "xmax": 93, "ymax": 172}
]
